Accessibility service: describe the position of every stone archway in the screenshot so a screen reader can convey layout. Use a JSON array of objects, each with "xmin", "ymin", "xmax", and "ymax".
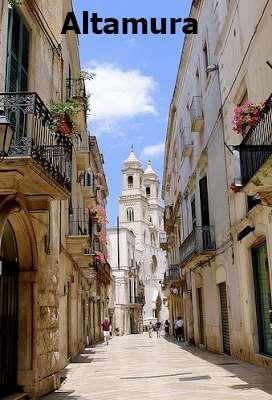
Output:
[{"xmin": 0, "ymin": 194, "xmax": 39, "ymax": 397}]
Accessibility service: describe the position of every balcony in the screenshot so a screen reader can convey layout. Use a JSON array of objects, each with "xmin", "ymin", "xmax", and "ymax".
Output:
[
  {"xmin": 66, "ymin": 78, "xmax": 86, "ymax": 99},
  {"xmin": 0, "ymin": 92, "xmax": 72, "ymax": 200},
  {"xmin": 180, "ymin": 226, "xmax": 216, "ymax": 267},
  {"xmin": 237, "ymin": 96, "xmax": 272, "ymax": 204},
  {"xmin": 190, "ymin": 96, "xmax": 204, "ymax": 132},
  {"xmin": 78, "ymin": 169, "xmax": 98, "ymax": 209},
  {"xmin": 164, "ymin": 205, "xmax": 174, "ymax": 234},
  {"xmin": 132, "ymin": 295, "xmax": 145, "ymax": 306},
  {"xmin": 163, "ymin": 265, "xmax": 181, "ymax": 286},
  {"xmin": 66, "ymin": 208, "xmax": 93, "ymax": 268},
  {"xmin": 96, "ymin": 260, "xmax": 112, "ymax": 284},
  {"xmin": 159, "ymin": 232, "xmax": 168, "ymax": 250},
  {"xmin": 73, "ymin": 133, "xmax": 90, "ymax": 170},
  {"xmin": 181, "ymin": 127, "xmax": 193, "ymax": 157}
]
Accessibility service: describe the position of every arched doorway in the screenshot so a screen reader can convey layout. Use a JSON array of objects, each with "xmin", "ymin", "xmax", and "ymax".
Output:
[{"xmin": 0, "ymin": 221, "xmax": 19, "ymax": 397}]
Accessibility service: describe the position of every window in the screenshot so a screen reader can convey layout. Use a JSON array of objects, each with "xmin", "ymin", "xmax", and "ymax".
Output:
[
  {"xmin": 149, "ymin": 216, "xmax": 152, "ymax": 223},
  {"xmin": 146, "ymin": 186, "xmax": 151, "ymax": 198},
  {"xmin": 199, "ymin": 176, "xmax": 210, "ymax": 226},
  {"xmin": 84, "ymin": 169, "xmax": 95, "ymax": 188},
  {"xmin": 203, "ymin": 41, "xmax": 209, "ymax": 77},
  {"xmin": 151, "ymin": 233, "xmax": 156, "ymax": 246},
  {"xmin": 191, "ymin": 195, "xmax": 196, "ymax": 227},
  {"xmin": 6, "ymin": 8, "xmax": 29, "ymax": 140},
  {"xmin": 127, "ymin": 208, "xmax": 134, "ymax": 222},
  {"xmin": 6, "ymin": 8, "xmax": 29, "ymax": 92},
  {"xmin": 151, "ymin": 255, "xmax": 157, "ymax": 273},
  {"xmin": 128, "ymin": 175, "xmax": 133, "ymax": 188}
]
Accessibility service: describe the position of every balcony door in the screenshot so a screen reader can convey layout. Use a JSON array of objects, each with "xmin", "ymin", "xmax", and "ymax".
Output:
[
  {"xmin": 199, "ymin": 176, "xmax": 211, "ymax": 249},
  {"xmin": 6, "ymin": 7, "xmax": 29, "ymax": 140},
  {"xmin": 252, "ymin": 242, "xmax": 272, "ymax": 357},
  {"xmin": 0, "ymin": 222, "xmax": 19, "ymax": 398}
]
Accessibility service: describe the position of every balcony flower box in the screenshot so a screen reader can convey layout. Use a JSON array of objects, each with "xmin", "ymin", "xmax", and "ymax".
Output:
[
  {"xmin": 49, "ymin": 98, "xmax": 84, "ymax": 140},
  {"xmin": 233, "ymin": 101, "xmax": 265, "ymax": 136}
]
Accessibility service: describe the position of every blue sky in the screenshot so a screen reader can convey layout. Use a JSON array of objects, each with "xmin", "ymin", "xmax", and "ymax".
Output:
[{"xmin": 73, "ymin": 0, "xmax": 191, "ymax": 226}]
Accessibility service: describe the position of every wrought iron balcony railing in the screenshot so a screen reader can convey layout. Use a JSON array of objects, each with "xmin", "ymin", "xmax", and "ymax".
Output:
[
  {"xmin": 238, "ymin": 95, "xmax": 272, "ymax": 185},
  {"xmin": 134, "ymin": 295, "xmax": 145, "ymax": 305},
  {"xmin": 190, "ymin": 96, "xmax": 204, "ymax": 132},
  {"xmin": 164, "ymin": 265, "xmax": 181, "ymax": 284},
  {"xmin": 66, "ymin": 78, "xmax": 86, "ymax": 99},
  {"xmin": 180, "ymin": 226, "xmax": 216, "ymax": 265},
  {"xmin": 68, "ymin": 208, "xmax": 92, "ymax": 237},
  {"xmin": 74, "ymin": 132, "xmax": 90, "ymax": 152},
  {"xmin": 0, "ymin": 92, "xmax": 72, "ymax": 192}
]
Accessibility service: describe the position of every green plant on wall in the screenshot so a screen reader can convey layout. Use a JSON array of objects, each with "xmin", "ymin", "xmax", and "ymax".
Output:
[
  {"xmin": 8, "ymin": 0, "xmax": 23, "ymax": 6},
  {"xmin": 48, "ymin": 99, "xmax": 85, "ymax": 140},
  {"xmin": 79, "ymin": 70, "xmax": 96, "ymax": 81}
]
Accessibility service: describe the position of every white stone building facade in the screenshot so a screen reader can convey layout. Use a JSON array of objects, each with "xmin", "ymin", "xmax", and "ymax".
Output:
[
  {"xmin": 119, "ymin": 150, "xmax": 168, "ymax": 324},
  {"xmin": 162, "ymin": 0, "xmax": 272, "ymax": 368},
  {"xmin": 107, "ymin": 227, "xmax": 144, "ymax": 335}
]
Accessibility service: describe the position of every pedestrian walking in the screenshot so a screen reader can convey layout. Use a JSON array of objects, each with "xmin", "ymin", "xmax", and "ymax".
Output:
[
  {"xmin": 164, "ymin": 319, "xmax": 170, "ymax": 336},
  {"xmin": 102, "ymin": 317, "xmax": 111, "ymax": 345},
  {"xmin": 148, "ymin": 321, "xmax": 153, "ymax": 338},
  {"xmin": 155, "ymin": 319, "xmax": 161, "ymax": 338},
  {"xmin": 175, "ymin": 317, "xmax": 184, "ymax": 342}
]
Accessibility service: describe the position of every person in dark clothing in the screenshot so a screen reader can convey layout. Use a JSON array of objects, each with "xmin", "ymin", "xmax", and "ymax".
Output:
[
  {"xmin": 155, "ymin": 320, "xmax": 162, "ymax": 338},
  {"xmin": 164, "ymin": 320, "xmax": 170, "ymax": 336}
]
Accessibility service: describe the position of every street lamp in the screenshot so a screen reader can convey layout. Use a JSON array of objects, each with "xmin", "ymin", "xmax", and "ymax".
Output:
[{"xmin": 0, "ymin": 110, "xmax": 14, "ymax": 161}]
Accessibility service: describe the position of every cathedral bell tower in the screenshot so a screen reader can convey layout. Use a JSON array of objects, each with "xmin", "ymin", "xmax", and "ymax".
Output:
[{"xmin": 121, "ymin": 147, "xmax": 144, "ymax": 197}]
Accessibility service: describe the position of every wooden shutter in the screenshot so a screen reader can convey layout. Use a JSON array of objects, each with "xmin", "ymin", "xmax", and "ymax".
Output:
[{"xmin": 199, "ymin": 176, "xmax": 210, "ymax": 226}]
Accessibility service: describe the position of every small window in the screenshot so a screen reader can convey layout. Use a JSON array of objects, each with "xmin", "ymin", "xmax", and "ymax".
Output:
[
  {"xmin": 151, "ymin": 255, "xmax": 157, "ymax": 273},
  {"xmin": 203, "ymin": 41, "xmax": 209, "ymax": 77},
  {"xmin": 146, "ymin": 187, "xmax": 151, "ymax": 198},
  {"xmin": 128, "ymin": 175, "xmax": 133, "ymax": 188},
  {"xmin": 191, "ymin": 195, "xmax": 196, "ymax": 227},
  {"xmin": 149, "ymin": 216, "xmax": 152, "ymax": 223},
  {"xmin": 84, "ymin": 170, "xmax": 94, "ymax": 188},
  {"xmin": 127, "ymin": 208, "xmax": 134, "ymax": 222}
]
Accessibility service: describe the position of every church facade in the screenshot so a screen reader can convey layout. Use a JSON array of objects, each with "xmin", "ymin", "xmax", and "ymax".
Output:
[{"xmin": 119, "ymin": 150, "xmax": 168, "ymax": 324}]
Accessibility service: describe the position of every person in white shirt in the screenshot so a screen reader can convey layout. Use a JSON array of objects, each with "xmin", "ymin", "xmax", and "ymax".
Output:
[{"xmin": 174, "ymin": 317, "xmax": 184, "ymax": 342}]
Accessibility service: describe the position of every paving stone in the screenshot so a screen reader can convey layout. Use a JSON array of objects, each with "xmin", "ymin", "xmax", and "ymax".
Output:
[{"xmin": 43, "ymin": 334, "xmax": 272, "ymax": 400}]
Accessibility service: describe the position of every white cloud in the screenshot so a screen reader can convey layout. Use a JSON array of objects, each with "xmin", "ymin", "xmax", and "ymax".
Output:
[
  {"xmin": 141, "ymin": 142, "xmax": 165, "ymax": 158},
  {"xmin": 84, "ymin": 61, "xmax": 158, "ymax": 125}
]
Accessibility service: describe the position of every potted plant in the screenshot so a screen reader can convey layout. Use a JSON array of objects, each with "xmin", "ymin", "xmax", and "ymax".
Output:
[
  {"xmin": 233, "ymin": 101, "xmax": 265, "ymax": 136},
  {"xmin": 8, "ymin": 0, "xmax": 23, "ymax": 6},
  {"xmin": 49, "ymin": 99, "xmax": 84, "ymax": 138}
]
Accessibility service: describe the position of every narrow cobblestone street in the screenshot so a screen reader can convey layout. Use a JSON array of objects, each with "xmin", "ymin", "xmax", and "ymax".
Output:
[{"xmin": 44, "ymin": 334, "xmax": 272, "ymax": 400}]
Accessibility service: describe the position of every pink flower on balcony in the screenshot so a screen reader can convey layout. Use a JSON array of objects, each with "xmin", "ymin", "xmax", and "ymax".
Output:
[
  {"xmin": 233, "ymin": 101, "xmax": 265, "ymax": 136},
  {"xmin": 95, "ymin": 251, "xmax": 107, "ymax": 264}
]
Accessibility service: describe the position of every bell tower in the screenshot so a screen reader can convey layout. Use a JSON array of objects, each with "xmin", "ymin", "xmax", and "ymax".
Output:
[{"xmin": 121, "ymin": 146, "xmax": 144, "ymax": 197}]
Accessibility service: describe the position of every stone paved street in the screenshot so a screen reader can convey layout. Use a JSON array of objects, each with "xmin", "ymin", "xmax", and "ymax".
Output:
[{"xmin": 44, "ymin": 334, "xmax": 272, "ymax": 400}]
